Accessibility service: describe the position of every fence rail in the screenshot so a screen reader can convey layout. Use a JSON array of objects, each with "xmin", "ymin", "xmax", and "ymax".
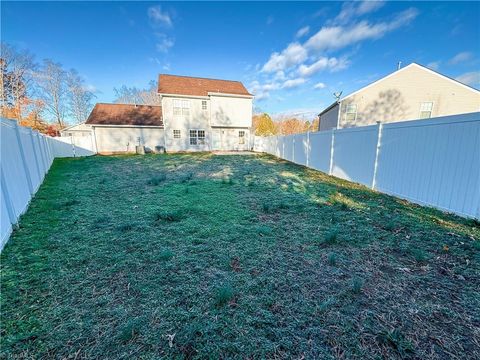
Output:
[
  {"xmin": 254, "ymin": 112, "xmax": 480, "ymax": 219},
  {"xmin": 1, "ymin": 118, "xmax": 95, "ymax": 249}
]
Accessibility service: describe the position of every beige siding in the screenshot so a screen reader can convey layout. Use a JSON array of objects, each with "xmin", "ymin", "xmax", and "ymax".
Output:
[
  {"xmin": 161, "ymin": 97, "xmax": 211, "ymax": 151},
  {"xmin": 210, "ymin": 95, "xmax": 252, "ymax": 127},
  {"xmin": 319, "ymin": 104, "xmax": 340, "ymax": 131},
  {"xmin": 93, "ymin": 126, "xmax": 165, "ymax": 153},
  {"xmin": 338, "ymin": 64, "xmax": 480, "ymax": 128}
]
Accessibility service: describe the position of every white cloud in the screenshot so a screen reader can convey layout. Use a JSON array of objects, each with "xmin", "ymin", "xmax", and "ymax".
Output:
[
  {"xmin": 298, "ymin": 57, "xmax": 349, "ymax": 77},
  {"xmin": 282, "ymin": 78, "xmax": 306, "ymax": 89},
  {"xmin": 296, "ymin": 26, "xmax": 310, "ymax": 38},
  {"xmin": 334, "ymin": 1, "xmax": 385, "ymax": 24},
  {"xmin": 155, "ymin": 33, "xmax": 175, "ymax": 53},
  {"xmin": 262, "ymin": 42, "xmax": 308, "ymax": 73},
  {"xmin": 306, "ymin": 8, "xmax": 418, "ymax": 52},
  {"xmin": 314, "ymin": 82, "xmax": 326, "ymax": 89},
  {"xmin": 148, "ymin": 6, "xmax": 173, "ymax": 27},
  {"xmin": 426, "ymin": 61, "xmax": 440, "ymax": 71},
  {"xmin": 449, "ymin": 51, "xmax": 473, "ymax": 65},
  {"xmin": 455, "ymin": 71, "xmax": 480, "ymax": 87}
]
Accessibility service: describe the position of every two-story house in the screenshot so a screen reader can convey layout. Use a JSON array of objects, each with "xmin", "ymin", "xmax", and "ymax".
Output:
[
  {"xmin": 86, "ymin": 74, "xmax": 253, "ymax": 154},
  {"xmin": 318, "ymin": 63, "xmax": 480, "ymax": 131}
]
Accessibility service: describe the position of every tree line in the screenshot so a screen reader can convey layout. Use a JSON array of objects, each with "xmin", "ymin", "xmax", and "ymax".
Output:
[
  {"xmin": 253, "ymin": 113, "xmax": 319, "ymax": 136},
  {"xmin": 0, "ymin": 42, "xmax": 95, "ymax": 133}
]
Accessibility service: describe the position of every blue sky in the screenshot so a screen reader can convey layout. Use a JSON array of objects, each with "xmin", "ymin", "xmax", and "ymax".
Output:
[{"xmin": 3, "ymin": 1, "xmax": 479, "ymax": 119}]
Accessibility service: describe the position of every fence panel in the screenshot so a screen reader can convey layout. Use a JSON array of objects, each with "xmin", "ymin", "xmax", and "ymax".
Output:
[
  {"xmin": 375, "ymin": 113, "xmax": 480, "ymax": 218},
  {"xmin": 253, "ymin": 112, "xmax": 479, "ymax": 218},
  {"xmin": 1, "ymin": 119, "xmax": 32, "ymax": 218},
  {"xmin": 309, "ymin": 131, "xmax": 333, "ymax": 173},
  {"xmin": 332, "ymin": 125, "xmax": 378, "ymax": 187},
  {"xmin": 293, "ymin": 133, "xmax": 308, "ymax": 166},
  {"xmin": 1, "ymin": 118, "xmax": 96, "ymax": 250}
]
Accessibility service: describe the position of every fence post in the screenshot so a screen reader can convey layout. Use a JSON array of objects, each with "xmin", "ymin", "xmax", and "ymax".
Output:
[
  {"xmin": 306, "ymin": 131, "xmax": 310, "ymax": 167},
  {"xmin": 371, "ymin": 121, "xmax": 383, "ymax": 190},
  {"xmin": 71, "ymin": 136, "xmax": 76, "ymax": 157},
  {"xmin": 28, "ymin": 128, "xmax": 42, "ymax": 185},
  {"xmin": 329, "ymin": 128, "xmax": 335, "ymax": 175},
  {"xmin": 1, "ymin": 170, "xmax": 16, "ymax": 225},
  {"xmin": 13, "ymin": 122, "xmax": 34, "ymax": 195}
]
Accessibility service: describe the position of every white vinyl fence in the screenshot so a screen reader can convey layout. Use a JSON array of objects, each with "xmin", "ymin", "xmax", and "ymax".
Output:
[
  {"xmin": 254, "ymin": 112, "xmax": 480, "ymax": 219},
  {"xmin": 1, "ymin": 118, "xmax": 95, "ymax": 249}
]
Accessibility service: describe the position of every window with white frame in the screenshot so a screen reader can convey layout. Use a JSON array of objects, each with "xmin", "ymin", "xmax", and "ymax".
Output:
[
  {"xmin": 173, "ymin": 130, "xmax": 181, "ymax": 139},
  {"xmin": 419, "ymin": 102, "xmax": 433, "ymax": 119},
  {"xmin": 344, "ymin": 103, "xmax": 357, "ymax": 122},
  {"xmin": 238, "ymin": 131, "xmax": 245, "ymax": 144},
  {"xmin": 189, "ymin": 130, "xmax": 206, "ymax": 145},
  {"xmin": 201, "ymin": 100, "xmax": 207, "ymax": 110},
  {"xmin": 173, "ymin": 99, "xmax": 190, "ymax": 116}
]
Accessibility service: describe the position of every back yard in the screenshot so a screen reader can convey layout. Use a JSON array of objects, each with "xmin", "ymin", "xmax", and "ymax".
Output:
[{"xmin": 1, "ymin": 154, "xmax": 479, "ymax": 359}]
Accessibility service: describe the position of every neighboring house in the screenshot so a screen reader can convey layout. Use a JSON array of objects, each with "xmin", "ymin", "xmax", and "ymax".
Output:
[
  {"xmin": 60, "ymin": 123, "xmax": 92, "ymax": 137},
  {"xmin": 85, "ymin": 74, "xmax": 253, "ymax": 153},
  {"xmin": 318, "ymin": 63, "xmax": 480, "ymax": 131}
]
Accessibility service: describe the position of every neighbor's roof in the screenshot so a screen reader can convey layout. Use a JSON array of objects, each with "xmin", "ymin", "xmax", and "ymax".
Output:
[
  {"xmin": 158, "ymin": 74, "xmax": 253, "ymax": 97},
  {"xmin": 86, "ymin": 103, "xmax": 163, "ymax": 127}
]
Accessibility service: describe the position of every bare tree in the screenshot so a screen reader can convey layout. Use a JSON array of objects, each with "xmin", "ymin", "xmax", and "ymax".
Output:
[
  {"xmin": 113, "ymin": 80, "xmax": 160, "ymax": 105},
  {"xmin": 35, "ymin": 59, "xmax": 68, "ymax": 127},
  {"xmin": 66, "ymin": 69, "xmax": 95, "ymax": 124},
  {"xmin": 0, "ymin": 43, "xmax": 36, "ymax": 119}
]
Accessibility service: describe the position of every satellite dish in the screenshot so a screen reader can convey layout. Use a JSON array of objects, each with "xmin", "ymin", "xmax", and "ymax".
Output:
[{"xmin": 333, "ymin": 91, "xmax": 343, "ymax": 101}]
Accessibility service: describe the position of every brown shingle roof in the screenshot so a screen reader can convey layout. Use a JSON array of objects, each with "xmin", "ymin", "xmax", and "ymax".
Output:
[
  {"xmin": 86, "ymin": 103, "xmax": 163, "ymax": 127},
  {"xmin": 158, "ymin": 74, "xmax": 253, "ymax": 97}
]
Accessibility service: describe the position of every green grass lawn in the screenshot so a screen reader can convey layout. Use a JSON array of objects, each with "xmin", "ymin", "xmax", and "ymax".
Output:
[{"xmin": 1, "ymin": 153, "xmax": 479, "ymax": 359}]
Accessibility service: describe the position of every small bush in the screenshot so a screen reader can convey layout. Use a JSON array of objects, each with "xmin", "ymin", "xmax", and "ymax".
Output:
[
  {"xmin": 214, "ymin": 284, "xmax": 234, "ymax": 307},
  {"xmin": 147, "ymin": 174, "xmax": 167, "ymax": 186},
  {"xmin": 377, "ymin": 328, "xmax": 414, "ymax": 356},
  {"xmin": 351, "ymin": 277, "xmax": 363, "ymax": 294},
  {"xmin": 327, "ymin": 252, "xmax": 337, "ymax": 266},
  {"xmin": 117, "ymin": 318, "xmax": 143, "ymax": 343},
  {"xmin": 324, "ymin": 229, "xmax": 338, "ymax": 245}
]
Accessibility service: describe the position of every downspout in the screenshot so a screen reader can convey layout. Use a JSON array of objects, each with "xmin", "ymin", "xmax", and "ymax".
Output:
[{"xmin": 336, "ymin": 101, "xmax": 341, "ymax": 129}]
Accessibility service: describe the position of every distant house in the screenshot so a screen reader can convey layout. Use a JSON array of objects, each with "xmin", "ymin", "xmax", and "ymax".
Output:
[
  {"xmin": 318, "ymin": 63, "xmax": 480, "ymax": 131},
  {"xmin": 59, "ymin": 123, "xmax": 92, "ymax": 137},
  {"xmin": 86, "ymin": 74, "xmax": 254, "ymax": 154}
]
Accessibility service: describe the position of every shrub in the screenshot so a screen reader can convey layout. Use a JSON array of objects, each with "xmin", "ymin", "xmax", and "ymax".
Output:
[
  {"xmin": 214, "ymin": 284, "xmax": 234, "ymax": 307},
  {"xmin": 327, "ymin": 252, "xmax": 337, "ymax": 266},
  {"xmin": 351, "ymin": 277, "xmax": 363, "ymax": 294},
  {"xmin": 324, "ymin": 229, "xmax": 338, "ymax": 245}
]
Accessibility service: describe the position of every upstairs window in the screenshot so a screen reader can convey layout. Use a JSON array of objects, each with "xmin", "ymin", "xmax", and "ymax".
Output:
[
  {"xmin": 239, "ymin": 131, "xmax": 245, "ymax": 144},
  {"xmin": 419, "ymin": 102, "xmax": 433, "ymax": 119},
  {"xmin": 173, "ymin": 99, "xmax": 190, "ymax": 116},
  {"xmin": 190, "ymin": 130, "xmax": 206, "ymax": 145},
  {"xmin": 344, "ymin": 104, "xmax": 357, "ymax": 122},
  {"xmin": 173, "ymin": 130, "xmax": 181, "ymax": 139},
  {"xmin": 202, "ymin": 100, "xmax": 207, "ymax": 110}
]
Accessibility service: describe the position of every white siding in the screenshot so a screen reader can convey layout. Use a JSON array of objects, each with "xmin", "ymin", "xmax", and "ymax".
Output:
[
  {"xmin": 162, "ymin": 97, "xmax": 211, "ymax": 151},
  {"xmin": 93, "ymin": 126, "xmax": 165, "ymax": 153},
  {"xmin": 210, "ymin": 95, "xmax": 252, "ymax": 128}
]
